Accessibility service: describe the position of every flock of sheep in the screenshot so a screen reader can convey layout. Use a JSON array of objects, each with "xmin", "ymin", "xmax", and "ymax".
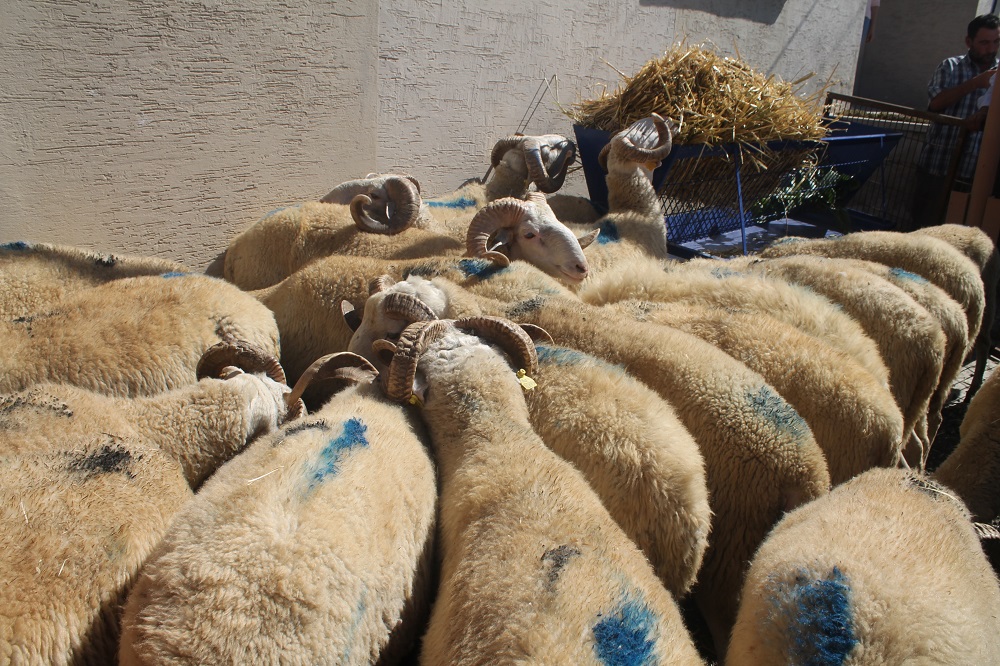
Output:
[{"xmin": 3, "ymin": 112, "xmax": 1000, "ymax": 665}]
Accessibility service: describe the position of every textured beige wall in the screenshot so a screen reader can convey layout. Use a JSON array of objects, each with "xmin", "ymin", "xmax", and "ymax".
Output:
[
  {"xmin": 0, "ymin": 0, "xmax": 378, "ymax": 271},
  {"xmin": 376, "ymin": 0, "xmax": 864, "ymax": 200},
  {"xmin": 1, "ymin": 1, "xmax": 861, "ymax": 269}
]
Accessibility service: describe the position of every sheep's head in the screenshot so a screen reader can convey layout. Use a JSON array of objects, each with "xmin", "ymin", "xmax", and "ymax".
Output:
[
  {"xmin": 320, "ymin": 173, "xmax": 423, "ymax": 235},
  {"xmin": 491, "ymin": 133, "xmax": 577, "ymax": 194},
  {"xmin": 465, "ymin": 193, "xmax": 599, "ymax": 283},
  {"xmin": 283, "ymin": 352, "xmax": 379, "ymax": 412},
  {"xmin": 598, "ymin": 113, "xmax": 674, "ymax": 177},
  {"xmin": 196, "ymin": 339, "xmax": 300, "ymax": 425},
  {"xmin": 377, "ymin": 316, "xmax": 539, "ymax": 406},
  {"xmin": 344, "ymin": 275, "xmax": 446, "ymax": 376}
]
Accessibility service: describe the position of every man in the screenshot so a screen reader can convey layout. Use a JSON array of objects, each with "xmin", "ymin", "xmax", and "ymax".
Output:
[{"xmin": 911, "ymin": 14, "xmax": 1000, "ymax": 230}]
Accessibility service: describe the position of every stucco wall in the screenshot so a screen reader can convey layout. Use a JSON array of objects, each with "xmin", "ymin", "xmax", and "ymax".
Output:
[
  {"xmin": 377, "ymin": 0, "xmax": 865, "ymax": 201},
  {"xmin": 1, "ymin": 0, "xmax": 862, "ymax": 270},
  {"xmin": 0, "ymin": 0, "xmax": 378, "ymax": 271}
]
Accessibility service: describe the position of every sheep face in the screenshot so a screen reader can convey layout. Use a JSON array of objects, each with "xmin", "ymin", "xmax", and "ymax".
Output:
[{"xmin": 466, "ymin": 195, "xmax": 593, "ymax": 284}]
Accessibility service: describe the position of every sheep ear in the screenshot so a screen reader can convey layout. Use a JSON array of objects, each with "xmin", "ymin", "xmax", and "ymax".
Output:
[{"xmin": 342, "ymin": 300, "xmax": 361, "ymax": 332}]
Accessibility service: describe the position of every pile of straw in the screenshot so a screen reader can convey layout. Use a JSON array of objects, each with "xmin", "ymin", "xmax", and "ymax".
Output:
[{"xmin": 565, "ymin": 44, "xmax": 829, "ymax": 157}]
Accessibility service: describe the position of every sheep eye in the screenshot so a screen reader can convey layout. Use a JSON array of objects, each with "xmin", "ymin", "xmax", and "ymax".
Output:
[{"xmin": 523, "ymin": 232, "xmax": 536, "ymax": 239}]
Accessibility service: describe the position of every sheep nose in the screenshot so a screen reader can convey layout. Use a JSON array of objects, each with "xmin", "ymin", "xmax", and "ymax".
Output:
[{"xmin": 575, "ymin": 263, "xmax": 589, "ymax": 277}]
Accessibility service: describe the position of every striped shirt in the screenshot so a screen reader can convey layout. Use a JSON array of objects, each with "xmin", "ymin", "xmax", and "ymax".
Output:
[{"xmin": 918, "ymin": 52, "xmax": 997, "ymax": 180}]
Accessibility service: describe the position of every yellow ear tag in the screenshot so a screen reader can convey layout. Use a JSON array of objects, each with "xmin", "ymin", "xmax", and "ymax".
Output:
[
  {"xmin": 408, "ymin": 394, "xmax": 423, "ymax": 408},
  {"xmin": 516, "ymin": 369, "xmax": 537, "ymax": 391}
]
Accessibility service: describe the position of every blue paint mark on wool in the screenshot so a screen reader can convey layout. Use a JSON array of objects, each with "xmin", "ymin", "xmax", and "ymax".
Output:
[
  {"xmin": 307, "ymin": 418, "xmax": 368, "ymax": 491},
  {"xmin": 160, "ymin": 272, "xmax": 188, "ymax": 278},
  {"xmin": 458, "ymin": 258, "xmax": 505, "ymax": 279},
  {"xmin": 592, "ymin": 596, "xmax": 658, "ymax": 666},
  {"xmin": 747, "ymin": 385, "xmax": 809, "ymax": 440},
  {"xmin": 888, "ymin": 267, "xmax": 928, "ymax": 284},
  {"xmin": 536, "ymin": 344, "xmax": 626, "ymax": 374},
  {"xmin": 776, "ymin": 567, "xmax": 858, "ymax": 666},
  {"xmin": 1, "ymin": 241, "xmax": 32, "ymax": 251},
  {"xmin": 428, "ymin": 196, "xmax": 477, "ymax": 209},
  {"xmin": 597, "ymin": 220, "xmax": 620, "ymax": 244}
]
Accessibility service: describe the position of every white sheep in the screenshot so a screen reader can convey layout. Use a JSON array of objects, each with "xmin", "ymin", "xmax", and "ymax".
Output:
[
  {"xmin": 731, "ymin": 254, "xmax": 947, "ymax": 469},
  {"xmin": 0, "ymin": 342, "xmax": 291, "ymax": 665},
  {"xmin": 914, "ymin": 223, "xmax": 999, "ymax": 401},
  {"xmin": 727, "ymin": 467, "xmax": 1000, "ymax": 665},
  {"xmin": 933, "ymin": 363, "xmax": 1000, "ymax": 533},
  {"xmin": 223, "ymin": 134, "xmax": 581, "ymax": 291},
  {"xmin": 119, "ymin": 352, "xmax": 438, "ymax": 665},
  {"xmin": 347, "ymin": 273, "xmax": 829, "ymax": 655},
  {"xmin": 580, "ymin": 255, "xmax": 893, "ymax": 392},
  {"xmin": 568, "ymin": 114, "xmax": 676, "ymax": 277},
  {"xmin": 0, "ymin": 240, "xmax": 190, "ymax": 320},
  {"xmin": 758, "ymin": 229, "xmax": 986, "ymax": 363},
  {"xmin": 348, "ymin": 274, "xmax": 712, "ymax": 598},
  {"xmin": 823, "ymin": 256, "xmax": 969, "ymax": 448},
  {"xmin": 378, "ymin": 317, "xmax": 705, "ymax": 664},
  {"xmin": 1, "ymin": 273, "xmax": 281, "ymax": 398},
  {"xmin": 610, "ymin": 298, "xmax": 905, "ymax": 485}
]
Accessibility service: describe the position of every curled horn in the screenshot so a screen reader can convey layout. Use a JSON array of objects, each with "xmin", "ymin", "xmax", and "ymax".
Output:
[
  {"xmin": 598, "ymin": 113, "xmax": 673, "ymax": 171},
  {"xmin": 383, "ymin": 292, "xmax": 438, "ymax": 322},
  {"xmin": 454, "ymin": 315, "xmax": 539, "ymax": 377},
  {"xmin": 401, "ymin": 173, "xmax": 421, "ymax": 195},
  {"xmin": 518, "ymin": 323, "xmax": 554, "ymax": 344},
  {"xmin": 196, "ymin": 340, "xmax": 304, "ymax": 421},
  {"xmin": 466, "ymin": 197, "xmax": 532, "ymax": 266},
  {"xmin": 523, "ymin": 137, "xmax": 576, "ymax": 193},
  {"xmin": 197, "ymin": 340, "xmax": 287, "ymax": 384},
  {"xmin": 285, "ymin": 352, "xmax": 378, "ymax": 414},
  {"xmin": 491, "ymin": 135, "xmax": 526, "ymax": 167},
  {"xmin": 369, "ymin": 274, "xmax": 397, "ymax": 295},
  {"xmin": 351, "ymin": 176, "xmax": 421, "ymax": 235},
  {"xmin": 383, "ymin": 320, "xmax": 453, "ymax": 403}
]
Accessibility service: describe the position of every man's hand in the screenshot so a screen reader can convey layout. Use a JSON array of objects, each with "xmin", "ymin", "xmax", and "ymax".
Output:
[{"xmin": 971, "ymin": 68, "xmax": 997, "ymax": 89}]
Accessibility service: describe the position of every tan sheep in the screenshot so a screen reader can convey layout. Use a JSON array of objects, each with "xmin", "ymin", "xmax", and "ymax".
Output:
[
  {"xmin": 0, "ymin": 343, "xmax": 291, "ymax": 665},
  {"xmin": 348, "ymin": 274, "xmax": 829, "ymax": 655},
  {"xmin": 579, "ymin": 255, "xmax": 892, "ymax": 392},
  {"xmin": 347, "ymin": 275, "xmax": 712, "ymax": 598},
  {"xmin": 733, "ymin": 254, "xmax": 947, "ymax": 469},
  {"xmin": 379, "ymin": 317, "xmax": 705, "ymax": 665},
  {"xmin": 0, "ymin": 240, "xmax": 190, "ymax": 320},
  {"xmin": 1, "ymin": 273, "xmax": 281, "ymax": 398},
  {"xmin": 610, "ymin": 299, "xmax": 905, "ymax": 485},
  {"xmin": 119, "ymin": 353, "xmax": 437, "ymax": 665},
  {"xmin": 727, "ymin": 468, "xmax": 1000, "ymax": 665}
]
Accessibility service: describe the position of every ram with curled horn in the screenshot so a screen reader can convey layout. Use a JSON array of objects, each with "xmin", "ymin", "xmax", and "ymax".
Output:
[{"xmin": 465, "ymin": 193, "xmax": 599, "ymax": 283}]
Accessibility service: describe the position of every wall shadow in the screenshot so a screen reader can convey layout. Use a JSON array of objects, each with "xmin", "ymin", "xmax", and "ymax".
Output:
[{"xmin": 638, "ymin": 0, "xmax": 787, "ymax": 25}]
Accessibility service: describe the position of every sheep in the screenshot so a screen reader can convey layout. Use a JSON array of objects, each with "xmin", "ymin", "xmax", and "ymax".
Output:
[
  {"xmin": 567, "ymin": 114, "xmax": 676, "ymax": 276},
  {"xmin": 730, "ymin": 254, "xmax": 947, "ymax": 469},
  {"xmin": 933, "ymin": 364, "xmax": 1000, "ymax": 549},
  {"xmin": 249, "ymin": 250, "xmax": 586, "ymax": 390},
  {"xmin": 821, "ymin": 256, "xmax": 970, "ymax": 447},
  {"xmin": 758, "ymin": 229, "xmax": 986, "ymax": 361},
  {"xmin": 726, "ymin": 467, "xmax": 1000, "ymax": 665},
  {"xmin": 0, "ymin": 240, "xmax": 190, "ymax": 320},
  {"xmin": 0, "ymin": 273, "xmax": 281, "ymax": 398},
  {"xmin": 119, "ymin": 352, "xmax": 438, "ymax": 666},
  {"xmin": 377, "ymin": 317, "xmax": 705, "ymax": 664},
  {"xmin": 222, "ymin": 134, "xmax": 580, "ymax": 291},
  {"xmin": 347, "ymin": 274, "xmax": 712, "ymax": 598},
  {"xmin": 914, "ymin": 223, "xmax": 999, "ymax": 401},
  {"xmin": 345, "ymin": 272, "xmax": 829, "ymax": 655},
  {"xmin": 609, "ymin": 298, "xmax": 905, "ymax": 485},
  {"xmin": 580, "ymin": 255, "xmax": 893, "ymax": 392},
  {"xmin": 0, "ymin": 341, "xmax": 292, "ymax": 666}
]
